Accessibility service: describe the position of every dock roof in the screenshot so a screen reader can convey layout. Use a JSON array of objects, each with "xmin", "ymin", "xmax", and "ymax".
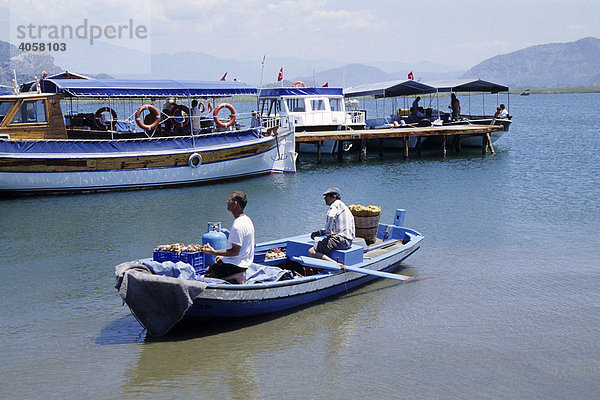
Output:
[
  {"xmin": 343, "ymin": 80, "xmax": 437, "ymax": 98},
  {"xmin": 423, "ymin": 79, "xmax": 509, "ymax": 93}
]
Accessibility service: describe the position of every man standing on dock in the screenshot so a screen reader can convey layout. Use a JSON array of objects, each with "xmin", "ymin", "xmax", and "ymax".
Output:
[{"xmin": 309, "ymin": 187, "xmax": 355, "ymax": 266}]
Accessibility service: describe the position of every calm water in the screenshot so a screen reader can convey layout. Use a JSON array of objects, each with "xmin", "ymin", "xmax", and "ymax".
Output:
[{"xmin": 1, "ymin": 93, "xmax": 599, "ymax": 399}]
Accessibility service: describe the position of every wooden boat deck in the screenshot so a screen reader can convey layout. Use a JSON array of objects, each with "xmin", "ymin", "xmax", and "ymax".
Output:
[{"xmin": 295, "ymin": 124, "xmax": 504, "ymax": 161}]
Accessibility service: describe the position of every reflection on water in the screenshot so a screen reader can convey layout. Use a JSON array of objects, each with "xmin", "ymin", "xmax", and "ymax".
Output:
[{"xmin": 119, "ymin": 277, "xmax": 398, "ymax": 400}]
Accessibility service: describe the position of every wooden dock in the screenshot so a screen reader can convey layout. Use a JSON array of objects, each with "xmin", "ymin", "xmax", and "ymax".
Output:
[{"xmin": 294, "ymin": 124, "xmax": 504, "ymax": 162}]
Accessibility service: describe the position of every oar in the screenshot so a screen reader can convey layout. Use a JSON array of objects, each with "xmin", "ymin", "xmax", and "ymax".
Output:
[{"xmin": 294, "ymin": 256, "xmax": 421, "ymax": 282}]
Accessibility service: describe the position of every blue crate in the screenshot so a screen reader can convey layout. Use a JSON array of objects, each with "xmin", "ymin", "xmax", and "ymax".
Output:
[
  {"xmin": 180, "ymin": 251, "xmax": 205, "ymax": 274},
  {"xmin": 153, "ymin": 250, "xmax": 179, "ymax": 263}
]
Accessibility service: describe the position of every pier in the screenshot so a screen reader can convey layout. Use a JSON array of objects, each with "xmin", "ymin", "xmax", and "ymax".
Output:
[{"xmin": 295, "ymin": 124, "xmax": 504, "ymax": 162}]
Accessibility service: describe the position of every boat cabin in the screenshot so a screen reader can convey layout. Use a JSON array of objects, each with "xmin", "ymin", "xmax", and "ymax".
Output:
[{"xmin": 258, "ymin": 86, "xmax": 365, "ymax": 132}]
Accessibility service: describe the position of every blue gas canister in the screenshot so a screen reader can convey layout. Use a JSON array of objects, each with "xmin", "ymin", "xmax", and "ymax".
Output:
[{"xmin": 202, "ymin": 222, "xmax": 227, "ymax": 266}]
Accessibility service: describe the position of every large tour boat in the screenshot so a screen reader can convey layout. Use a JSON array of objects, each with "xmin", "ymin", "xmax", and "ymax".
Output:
[{"xmin": 0, "ymin": 75, "xmax": 296, "ymax": 194}]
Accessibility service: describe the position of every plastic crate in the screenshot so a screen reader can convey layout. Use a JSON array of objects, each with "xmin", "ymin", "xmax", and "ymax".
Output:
[
  {"xmin": 153, "ymin": 250, "xmax": 205, "ymax": 274},
  {"xmin": 153, "ymin": 250, "xmax": 179, "ymax": 263},
  {"xmin": 180, "ymin": 251, "xmax": 205, "ymax": 274}
]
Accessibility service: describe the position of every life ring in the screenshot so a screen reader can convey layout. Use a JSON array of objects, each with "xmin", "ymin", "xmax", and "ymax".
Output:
[
  {"xmin": 198, "ymin": 101, "xmax": 205, "ymax": 113},
  {"xmin": 292, "ymin": 81, "xmax": 306, "ymax": 88},
  {"xmin": 135, "ymin": 104, "xmax": 161, "ymax": 131},
  {"xmin": 188, "ymin": 153, "xmax": 202, "ymax": 168},
  {"xmin": 207, "ymin": 101, "xmax": 213, "ymax": 113},
  {"xmin": 213, "ymin": 103, "xmax": 236, "ymax": 128},
  {"xmin": 94, "ymin": 107, "xmax": 117, "ymax": 131},
  {"xmin": 171, "ymin": 105, "xmax": 190, "ymax": 127}
]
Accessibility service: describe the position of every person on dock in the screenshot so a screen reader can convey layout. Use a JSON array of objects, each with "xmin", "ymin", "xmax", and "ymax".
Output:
[
  {"xmin": 309, "ymin": 187, "xmax": 355, "ymax": 266},
  {"xmin": 449, "ymin": 93, "xmax": 461, "ymax": 120},
  {"xmin": 202, "ymin": 191, "xmax": 255, "ymax": 283},
  {"xmin": 410, "ymin": 96, "xmax": 421, "ymax": 116}
]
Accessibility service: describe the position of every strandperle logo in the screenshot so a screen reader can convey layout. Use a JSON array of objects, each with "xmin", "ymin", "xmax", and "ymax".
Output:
[{"xmin": 15, "ymin": 19, "xmax": 148, "ymax": 45}]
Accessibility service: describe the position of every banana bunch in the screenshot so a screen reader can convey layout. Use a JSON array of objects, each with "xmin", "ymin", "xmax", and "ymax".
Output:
[
  {"xmin": 154, "ymin": 243, "xmax": 203, "ymax": 253},
  {"xmin": 348, "ymin": 204, "xmax": 381, "ymax": 216}
]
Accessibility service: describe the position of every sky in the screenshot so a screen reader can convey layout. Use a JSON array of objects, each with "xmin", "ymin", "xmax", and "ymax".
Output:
[{"xmin": 2, "ymin": 0, "xmax": 600, "ymax": 72}]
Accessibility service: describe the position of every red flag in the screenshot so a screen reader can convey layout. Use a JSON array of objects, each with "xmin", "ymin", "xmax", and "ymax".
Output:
[
  {"xmin": 277, "ymin": 67, "xmax": 283, "ymax": 82},
  {"xmin": 408, "ymin": 71, "xmax": 414, "ymax": 80},
  {"xmin": 322, "ymin": 82, "xmax": 328, "ymax": 87},
  {"xmin": 220, "ymin": 72, "xmax": 227, "ymax": 81}
]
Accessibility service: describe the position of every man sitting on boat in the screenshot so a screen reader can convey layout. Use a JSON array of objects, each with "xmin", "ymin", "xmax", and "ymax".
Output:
[
  {"xmin": 202, "ymin": 191, "xmax": 255, "ymax": 283},
  {"xmin": 309, "ymin": 187, "xmax": 355, "ymax": 266}
]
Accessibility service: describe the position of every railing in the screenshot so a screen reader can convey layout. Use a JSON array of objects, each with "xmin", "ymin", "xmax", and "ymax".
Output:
[{"xmin": 346, "ymin": 110, "xmax": 366, "ymax": 125}]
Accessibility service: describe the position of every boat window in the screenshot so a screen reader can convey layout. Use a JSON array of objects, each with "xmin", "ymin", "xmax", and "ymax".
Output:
[
  {"xmin": 11, "ymin": 99, "xmax": 47, "ymax": 124},
  {"xmin": 330, "ymin": 98, "xmax": 341, "ymax": 112},
  {"xmin": 311, "ymin": 99, "xmax": 326, "ymax": 111},
  {"xmin": 0, "ymin": 101, "xmax": 14, "ymax": 123},
  {"xmin": 286, "ymin": 98, "xmax": 305, "ymax": 112}
]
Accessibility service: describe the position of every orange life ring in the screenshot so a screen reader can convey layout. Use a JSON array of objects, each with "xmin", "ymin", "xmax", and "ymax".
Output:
[
  {"xmin": 213, "ymin": 103, "xmax": 236, "ymax": 128},
  {"xmin": 171, "ymin": 104, "xmax": 190, "ymax": 127},
  {"xmin": 292, "ymin": 81, "xmax": 306, "ymax": 88},
  {"xmin": 135, "ymin": 104, "xmax": 161, "ymax": 131},
  {"xmin": 207, "ymin": 101, "xmax": 213, "ymax": 113},
  {"xmin": 198, "ymin": 101, "xmax": 205, "ymax": 113},
  {"xmin": 94, "ymin": 107, "xmax": 117, "ymax": 131}
]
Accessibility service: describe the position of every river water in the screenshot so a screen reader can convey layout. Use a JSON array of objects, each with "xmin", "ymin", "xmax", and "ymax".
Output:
[{"xmin": 1, "ymin": 93, "xmax": 599, "ymax": 399}]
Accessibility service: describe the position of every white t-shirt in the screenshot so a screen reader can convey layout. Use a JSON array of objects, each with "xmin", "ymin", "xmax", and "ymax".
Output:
[
  {"xmin": 191, "ymin": 106, "xmax": 201, "ymax": 131},
  {"xmin": 221, "ymin": 215, "xmax": 255, "ymax": 269},
  {"xmin": 498, "ymin": 109, "xmax": 508, "ymax": 118}
]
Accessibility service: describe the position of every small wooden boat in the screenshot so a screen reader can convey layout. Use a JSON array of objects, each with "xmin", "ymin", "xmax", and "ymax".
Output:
[{"xmin": 115, "ymin": 209, "xmax": 425, "ymax": 336}]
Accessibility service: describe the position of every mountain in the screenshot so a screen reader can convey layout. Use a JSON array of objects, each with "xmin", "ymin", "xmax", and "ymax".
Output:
[
  {"xmin": 461, "ymin": 37, "xmax": 600, "ymax": 87},
  {"xmin": 0, "ymin": 41, "xmax": 62, "ymax": 86}
]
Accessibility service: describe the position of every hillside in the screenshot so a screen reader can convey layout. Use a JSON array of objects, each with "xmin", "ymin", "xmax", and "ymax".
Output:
[{"xmin": 461, "ymin": 37, "xmax": 600, "ymax": 87}]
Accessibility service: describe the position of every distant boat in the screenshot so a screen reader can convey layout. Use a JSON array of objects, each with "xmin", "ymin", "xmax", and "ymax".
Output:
[{"xmin": 520, "ymin": 89, "xmax": 530, "ymax": 96}]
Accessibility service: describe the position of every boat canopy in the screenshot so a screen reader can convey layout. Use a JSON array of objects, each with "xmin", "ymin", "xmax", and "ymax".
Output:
[
  {"xmin": 344, "ymin": 80, "xmax": 437, "ymax": 98},
  {"xmin": 35, "ymin": 78, "xmax": 257, "ymax": 97},
  {"xmin": 259, "ymin": 87, "xmax": 343, "ymax": 97},
  {"xmin": 424, "ymin": 79, "xmax": 509, "ymax": 93}
]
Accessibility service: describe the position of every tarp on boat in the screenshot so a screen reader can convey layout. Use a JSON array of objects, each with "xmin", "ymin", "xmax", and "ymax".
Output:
[
  {"xmin": 36, "ymin": 78, "xmax": 257, "ymax": 97},
  {"xmin": 343, "ymin": 80, "xmax": 437, "ymax": 98},
  {"xmin": 259, "ymin": 87, "xmax": 343, "ymax": 97},
  {"xmin": 424, "ymin": 79, "xmax": 509, "ymax": 93}
]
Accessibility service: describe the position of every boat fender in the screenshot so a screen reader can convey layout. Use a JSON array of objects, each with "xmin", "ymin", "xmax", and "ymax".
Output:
[
  {"xmin": 94, "ymin": 107, "xmax": 117, "ymax": 131},
  {"xmin": 207, "ymin": 101, "xmax": 213, "ymax": 113},
  {"xmin": 171, "ymin": 104, "xmax": 190, "ymax": 127},
  {"xmin": 292, "ymin": 80, "xmax": 306, "ymax": 88},
  {"xmin": 213, "ymin": 103, "xmax": 237, "ymax": 128},
  {"xmin": 135, "ymin": 104, "xmax": 161, "ymax": 131},
  {"xmin": 188, "ymin": 153, "xmax": 202, "ymax": 168}
]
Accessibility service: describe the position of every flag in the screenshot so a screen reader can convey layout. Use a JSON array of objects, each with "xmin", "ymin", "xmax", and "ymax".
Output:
[
  {"xmin": 322, "ymin": 82, "xmax": 328, "ymax": 87},
  {"xmin": 220, "ymin": 72, "xmax": 227, "ymax": 81},
  {"xmin": 408, "ymin": 71, "xmax": 414, "ymax": 80},
  {"xmin": 277, "ymin": 67, "xmax": 283, "ymax": 82}
]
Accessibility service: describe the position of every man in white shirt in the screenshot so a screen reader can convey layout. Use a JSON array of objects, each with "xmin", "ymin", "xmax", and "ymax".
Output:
[
  {"xmin": 202, "ymin": 191, "xmax": 255, "ymax": 282},
  {"xmin": 191, "ymin": 99, "xmax": 201, "ymax": 134},
  {"xmin": 309, "ymin": 187, "xmax": 355, "ymax": 265}
]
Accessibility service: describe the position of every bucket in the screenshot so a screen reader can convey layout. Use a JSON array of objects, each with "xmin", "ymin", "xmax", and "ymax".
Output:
[{"xmin": 353, "ymin": 214, "xmax": 380, "ymax": 244}]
